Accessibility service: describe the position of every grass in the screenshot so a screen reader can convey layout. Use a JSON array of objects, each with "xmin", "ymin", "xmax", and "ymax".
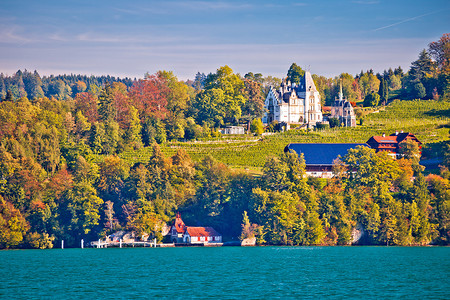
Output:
[{"xmin": 117, "ymin": 100, "xmax": 450, "ymax": 168}]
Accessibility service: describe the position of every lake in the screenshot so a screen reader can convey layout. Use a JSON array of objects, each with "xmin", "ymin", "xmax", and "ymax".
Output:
[{"xmin": 0, "ymin": 246, "xmax": 449, "ymax": 299}]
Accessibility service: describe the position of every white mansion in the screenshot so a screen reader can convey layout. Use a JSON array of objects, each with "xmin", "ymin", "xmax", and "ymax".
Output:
[{"xmin": 262, "ymin": 71, "xmax": 323, "ymax": 126}]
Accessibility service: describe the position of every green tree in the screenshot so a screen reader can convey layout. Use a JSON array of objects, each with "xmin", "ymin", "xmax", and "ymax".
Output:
[
  {"xmin": 157, "ymin": 71, "xmax": 190, "ymax": 140},
  {"xmin": 363, "ymin": 91, "xmax": 380, "ymax": 107},
  {"xmin": 203, "ymin": 65, "xmax": 247, "ymax": 124},
  {"xmin": 413, "ymin": 82, "xmax": 426, "ymax": 99},
  {"xmin": 98, "ymin": 83, "xmax": 116, "ymax": 122},
  {"xmin": 378, "ymin": 78, "xmax": 389, "ymax": 103},
  {"xmin": 287, "ymin": 63, "xmax": 305, "ymax": 84},
  {"xmin": 359, "ymin": 72, "xmax": 380, "ymax": 98},
  {"xmin": 124, "ymin": 106, "xmax": 143, "ymax": 149}
]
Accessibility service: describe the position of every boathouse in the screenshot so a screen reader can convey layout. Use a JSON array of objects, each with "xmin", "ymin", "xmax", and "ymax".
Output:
[{"xmin": 169, "ymin": 213, "xmax": 222, "ymax": 244}]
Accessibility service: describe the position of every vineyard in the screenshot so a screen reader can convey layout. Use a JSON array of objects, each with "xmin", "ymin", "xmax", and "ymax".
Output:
[{"xmin": 118, "ymin": 100, "xmax": 450, "ymax": 169}]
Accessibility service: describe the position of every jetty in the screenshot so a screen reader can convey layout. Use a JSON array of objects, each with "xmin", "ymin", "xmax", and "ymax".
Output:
[{"xmin": 90, "ymin": 239, "xmax": 175, "ymax": 248}]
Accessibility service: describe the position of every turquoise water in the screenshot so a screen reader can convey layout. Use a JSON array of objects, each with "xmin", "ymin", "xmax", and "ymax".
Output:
[{"xmin": 0, "ymin": 247, "xmax": 449, "ymax": 299}]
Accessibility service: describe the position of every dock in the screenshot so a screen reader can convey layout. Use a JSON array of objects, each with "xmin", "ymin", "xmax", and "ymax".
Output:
[{"xmin": 90, "ymin": 240, "xmax": 175, "ymax": 248}]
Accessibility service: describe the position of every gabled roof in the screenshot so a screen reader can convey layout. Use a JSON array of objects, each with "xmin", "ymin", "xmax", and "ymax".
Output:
[
  {"xmin": 371, "ymin": 136, "xmax": 397, "ymax": 143},
  {"xmin": 390, "ymin": 132, "xmax": 422, "ymax": 145},
  {"xmin": 172, "ymin": 213, "xmax": 186, "ymax": 233},
  {"xmin": 185, "ymin": 227, "xmax": 221, "ymax": 237},
  {"xmin": 285, "ymin": 143, "xmax": 369, "ymax": 166},
  {"xmin": 301, "ymin": 71, "xmax": 317, "ymax": 92}
]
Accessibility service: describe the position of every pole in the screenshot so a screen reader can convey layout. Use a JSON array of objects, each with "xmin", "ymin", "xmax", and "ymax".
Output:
[
  {"xmin": 61, "ymin": 240, "xmax": 64, "ymax": 249},
  {"xmin": 98, "ymin": 239, "xmax": 100, "ymax": 248},
  {"xmin": 81, "ymin": 239, "xmax": 84, "ymax": 249}
]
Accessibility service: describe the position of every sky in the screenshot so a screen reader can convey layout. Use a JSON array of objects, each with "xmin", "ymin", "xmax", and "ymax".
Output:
[{"xmin": 1, "ymin": 0, "xmax": 449, "ymax": 80}]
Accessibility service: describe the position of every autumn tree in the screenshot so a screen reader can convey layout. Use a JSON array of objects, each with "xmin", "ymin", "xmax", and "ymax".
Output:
[
  {"xmin": 241, "ymin": 79, "xmax": 265, "ymax": 130},
  {"xmin": 129, "ymin": 73, "xmax": 168, "ymax": 121}
]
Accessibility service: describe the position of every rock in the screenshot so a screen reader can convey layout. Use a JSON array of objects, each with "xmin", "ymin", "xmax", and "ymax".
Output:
[{"xmin": 241, "ymin": 237, "xmax": 256, "ymax": 246}]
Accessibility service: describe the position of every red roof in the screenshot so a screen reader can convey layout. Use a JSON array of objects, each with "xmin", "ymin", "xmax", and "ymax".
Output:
[
  {"xmin": 185, "ymin": 227, "xmax": 221, "ymax": 237},
  {"xmin": 173, "ymin": 212, "xmax": 186, "ymax": 233},
  {"xmin": 372, "ymin": 136, "xmax": 397, "ymax": 143}
]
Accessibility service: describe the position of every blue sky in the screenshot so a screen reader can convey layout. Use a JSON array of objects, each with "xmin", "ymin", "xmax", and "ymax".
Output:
[{"xmin": 1, "ymin": 0, "xmax": 449, "ymax": 80}]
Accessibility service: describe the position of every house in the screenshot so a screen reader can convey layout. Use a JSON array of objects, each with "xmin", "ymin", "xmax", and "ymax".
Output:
[
  {"xmin": 221, "ymin": 126, "xmax": 245, "ymax": 135},
  {"xmin": 183, "ymin": 227, "xmax": 222, "ymax": 244},
  {"xmin": 331, "ymin": 81, "xmax": 356, "ymax": 127},
  {"xmin": 285, "ymin": 143, "xmax": 369, "ymax": 178},
  {"xmin": 262, "ymin": 71, "xmax": 323, "ymax": 127},
  {"xmin": 366, "ymin": 131, "xmax": 422, "ymax": 158},
  {"xmin": 169, "ymin": 213, "xmax": 222, "ymax": 244}
]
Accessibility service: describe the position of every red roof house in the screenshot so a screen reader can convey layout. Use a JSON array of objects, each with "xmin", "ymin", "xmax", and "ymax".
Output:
[
  {"xmin": 366, "ymin": 131, "xmax": 422, "ymax": 157},
  {"xmin": 169, "ymin": 213, "xmax": 222, "ymax": 244}
]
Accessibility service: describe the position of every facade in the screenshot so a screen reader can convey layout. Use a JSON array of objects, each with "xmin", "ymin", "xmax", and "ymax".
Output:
[
  {"xmin": 366, "ymin": 131, "xmax": 422, "ymax": 158},
  {"xmin": 169, "ymin": 213, "xmax": 222, "ymax": 244},
  {"xmin": 285, "ymin": 143, "xmax": 369, "ymax": 178},
  {"xmin": 262, "ymin": 71, "xmax": 323, "ymax": 126},
  {"xmin": 184, "ymin": 227, "xmax": 222, "ymax": 244},
  {"xmin": 331, "ymin": 82, "xmax": 356, "ymax": 127},
  {"xmin": 221, "ymin": 126, "xmax": 245, "ymax": 135}
]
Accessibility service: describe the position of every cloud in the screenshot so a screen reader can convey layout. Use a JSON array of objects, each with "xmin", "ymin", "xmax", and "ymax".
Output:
[{"xmin": 0, "ymin": 27, "xmax": 33, "ymax": 43}]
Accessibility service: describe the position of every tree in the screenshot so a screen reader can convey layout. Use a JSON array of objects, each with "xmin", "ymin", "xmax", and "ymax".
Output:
[
  {"xmin": 98, "ymin": 83, "xmax": 116, "ymax": 122},
  {"xmin": 75, "ymin": 92, "xmax": 99, "ymax": 124},
  {"xmin": 287, "ymin": 63, "xmax": 305, "ymax": 84},
  {"xmin": 359, "ymin": 72, "xmax": 380, "ymax": 98},
  {"xmin": 157, "ymin": 71, "xmax": 190, "ymax": 140},
  {"xmin": 409, "ymin": 49, "xmax": 435, "ymax": 82},
  {"xmin": 329, "ymin": 117, "xmax": 340, "ymax": 128},
  {"xmin": 378, "ymin": 78, "xmax": 389, "ymax": 104},
  {"xmin": 129, "ymin": 73, "xmax": 169, "ymax": 121},
  {"xmin": 124, "ymin": 106, "xmax": 143, "ymax": 149},
  {"xmin": 250, "ymin": 118, "xmax": 264, "ymax": 135},
  {"xmin": 413, "ymin": 82, "xmax": 426, "ymax": 99},
  {"xmin": 398, "ymin": 139, "xmax": 421, "ymax": 165},
  {"xmin": 198, "ymin": 66, "xmax": 246, "ymax": 125},
  {"xmin": 240, "ymin": 211, "xmax": 258, "ymax": 241},
  {"xmin": 363, "ymin": 91, "xmax": 380, "ymax": 107},
  {"xmin": 428, "ymin": 33, "xmax": 450, "ymax": 70},
  {"xmin": 192, "ymin": 88, "xmax": 227, "ymax": 126},
  {"xmin": 241, "ymin": 79, "xmax": 265, "ymax": 130},
  {"xmin": 0, "ymin": 196, "xmax": 29, "ymax": 249}
]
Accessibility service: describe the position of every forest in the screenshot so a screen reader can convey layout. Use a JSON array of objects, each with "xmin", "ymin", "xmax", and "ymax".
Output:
[{"xmin": 0, "ymin": 34, "xmax": 449, "ymax": 249}]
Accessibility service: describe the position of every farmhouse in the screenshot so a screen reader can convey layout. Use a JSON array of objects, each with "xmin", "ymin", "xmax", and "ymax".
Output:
[
  {"xmin": 262, "ymin": 71, "xmax": 323, "ymax": 127},
  {"xmin": 366, "ymin": 131, "xmax": 422, "ymax": 158},
  {"xmin": 169, "ymin": 213, "xmax": 222, "ymax": 245},
  {"xmin": 285, "ymin": 143, "xmax": 369, "ymax": 178}
]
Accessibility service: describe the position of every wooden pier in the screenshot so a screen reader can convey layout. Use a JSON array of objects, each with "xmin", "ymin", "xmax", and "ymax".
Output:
[{"xmin": 90, "ymin": 240, "xmax": 175, "ymax": 248}]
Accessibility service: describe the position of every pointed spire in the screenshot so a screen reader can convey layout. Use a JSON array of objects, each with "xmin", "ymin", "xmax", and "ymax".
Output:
[
  {"xmin": 339, "ymin": 78, "xmax": 343, "ymax": 100},
  {"xmin": 303, "ymin": 71, "xmax": 317, "ymax": 92}
]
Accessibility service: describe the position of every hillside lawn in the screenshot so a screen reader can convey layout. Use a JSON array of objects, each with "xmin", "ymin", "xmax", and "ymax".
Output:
[{"xmin": 116, "ymin": 100, "xmax": 450, "ymax": 174}]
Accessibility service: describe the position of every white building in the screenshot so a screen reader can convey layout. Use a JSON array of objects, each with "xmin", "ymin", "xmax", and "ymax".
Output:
[{"xmin": 262, "ymin": 71, "xmax": 323, "ymax": 126}]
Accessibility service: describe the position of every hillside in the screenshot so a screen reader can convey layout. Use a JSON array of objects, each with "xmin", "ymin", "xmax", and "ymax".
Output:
[{"xmin": 118, "ymin": 100, "xmax": 450, "ymax": 169}]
